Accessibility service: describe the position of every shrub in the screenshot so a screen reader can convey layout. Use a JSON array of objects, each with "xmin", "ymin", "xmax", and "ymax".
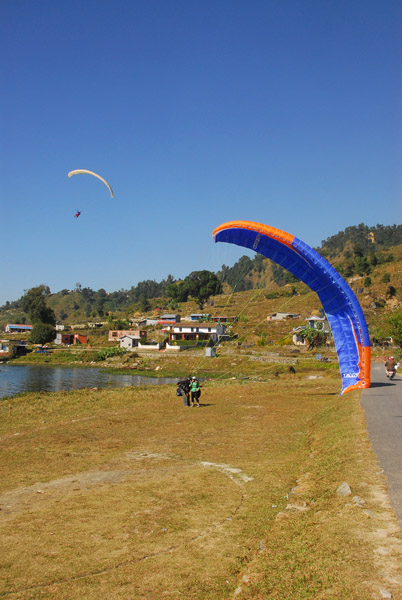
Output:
[
  {"xmin": 30, "ymin": 323, "xmax": 56, "ymax": 345},
  {"xmin": 94, "ymin": 347, "xmax": 126, "ymax": 361}
]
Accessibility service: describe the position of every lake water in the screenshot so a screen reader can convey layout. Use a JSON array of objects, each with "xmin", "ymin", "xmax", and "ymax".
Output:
[{"xmin": 0, "ymin": 364, "xmax": 178, "ymax": 399}]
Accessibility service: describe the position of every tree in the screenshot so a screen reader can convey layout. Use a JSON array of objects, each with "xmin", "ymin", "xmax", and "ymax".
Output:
[
  {"xmin": 353, "ymin": 243, "xmax": 364, "ymax": 257},
  {"xmin": 355, "ymin": 255, "xmax": 371, "ymax": 276},
  {"xmin": 271, "ymin": 262, "xmax": 298, "ymax": 286},
  {"xmin": 386, "ymin": 310, "xmax": 402, "ymax": 349},
  {"xmin": 95, "ymin": 296, "xmax": 105, "ymax": 316},
  {"xmin": 253, "ymin": 254, "xmax": 265, "ymax": 273},
  {"xmin": 299, "ymin": 327, "xmax": 327, "ymax": 350},
  {"xmin": 166, "ymin": 282, "xmax": 189, "ymax": 304},
  {"xmin": 386, "ymin": 286, "xmax": 396, "ymax": 299},
  {"xmin": 20, "ymin": 285, "xmax": 56, "ymax": 325},
  {"xmin": 109, "ymin": 319, "xmax": 129, "ymax": 330},
  {"xmin": 81, "ymin": 287, "xmax": 94, "ymax": 301},
  {"xmin": 7, "ymin": 341, "xmax": 19, "ymax": 359},
  {"xmin": 184, "ymin": 270, "xmax": 222, "ymax": 309},
  {"xmin": 30, "ymin": 323, "xmax": 56, "ymax": 345},
  {"xmin": 138, "ymin": 294, "xmax": 151, "ymax": 313}
]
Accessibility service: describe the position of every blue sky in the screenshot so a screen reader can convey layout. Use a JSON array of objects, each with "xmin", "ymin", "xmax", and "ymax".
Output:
[{"xmin": 1, "ymin": 0, "xmax": 401, "ymax": 305}]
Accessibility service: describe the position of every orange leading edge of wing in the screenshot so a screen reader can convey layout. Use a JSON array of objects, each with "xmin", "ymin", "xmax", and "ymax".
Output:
[{"xmin": 213, "ymin": 221, "xmax": 295, "ymax": 251}]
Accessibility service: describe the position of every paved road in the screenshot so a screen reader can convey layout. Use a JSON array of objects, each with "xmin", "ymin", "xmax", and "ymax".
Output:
[{"xmin": 361, "ymin": 362, "xmax": 402, "ymax": 525}]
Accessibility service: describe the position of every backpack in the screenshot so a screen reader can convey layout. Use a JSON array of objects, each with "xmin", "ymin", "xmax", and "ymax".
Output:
[{"xmin": 176, "ymin": 386, "xmax": 182, "ymax": 397}]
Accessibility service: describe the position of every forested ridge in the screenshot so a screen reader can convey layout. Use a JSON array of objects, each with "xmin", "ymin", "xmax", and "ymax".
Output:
[{"xmin": 318, "ymin": 223, "xmax": 402, "ymax": 256}]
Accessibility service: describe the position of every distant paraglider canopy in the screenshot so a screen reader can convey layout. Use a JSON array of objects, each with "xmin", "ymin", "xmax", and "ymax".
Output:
[
  {"xmin": 213, "ymin": 220, "xmax": 371, "ymax": 396},
  {"xmin": 68, "ymin": 169, "xmax": 114, "ymax": 198}
]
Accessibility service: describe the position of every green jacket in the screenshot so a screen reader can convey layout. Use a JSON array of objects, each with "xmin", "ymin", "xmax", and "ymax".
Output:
[{"xmin": 190, "ymin": 379, "xmax": 200, "ymax": 392}]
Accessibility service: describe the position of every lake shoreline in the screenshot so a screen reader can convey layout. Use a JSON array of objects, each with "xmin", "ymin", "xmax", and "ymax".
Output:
[{"xmin": 0, "ymin": 363, "xmax": 179, "ymax": 400}]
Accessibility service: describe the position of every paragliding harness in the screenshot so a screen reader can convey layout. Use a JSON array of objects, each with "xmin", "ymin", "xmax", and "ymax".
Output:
[{"xmin": 176, "ymin": 379, "xmax": 190, "ymax": 397}]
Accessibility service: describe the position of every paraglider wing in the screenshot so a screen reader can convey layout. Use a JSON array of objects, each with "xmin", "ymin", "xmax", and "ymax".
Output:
[
  {"xmin": 68, "ymin": 169, "xmax": 114, "ymax": 198},
  {"xmin": 213, "ymin": 220, "xmax": 371, "ymax": 395}
]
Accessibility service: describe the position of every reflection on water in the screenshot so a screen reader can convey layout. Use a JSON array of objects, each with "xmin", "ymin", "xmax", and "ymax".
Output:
[{"xmin": 0, "ymin": 364, "xmax": 178, "ymax": 399}]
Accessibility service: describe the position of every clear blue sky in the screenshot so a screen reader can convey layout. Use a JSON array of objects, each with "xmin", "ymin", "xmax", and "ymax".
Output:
[{"xmin": 1, "ymin": 0, "xmax": 401, "ymax": 305}]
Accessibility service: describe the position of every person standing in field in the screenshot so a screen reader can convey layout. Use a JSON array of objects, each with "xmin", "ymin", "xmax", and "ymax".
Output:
[
  {"xmin": 177, "ymin": 377, "xmax": 191, "ymax": 406},
  {"xmin": 190, "ymin": 376, "xmax": 201, "ymax": 407}
]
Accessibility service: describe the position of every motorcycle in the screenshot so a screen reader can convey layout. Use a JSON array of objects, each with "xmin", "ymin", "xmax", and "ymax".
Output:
[
  {"xmin": 385, "ymin": 363, "xmax": 399, "ymax": 380},
  {"xmin": 386, "ymin": 367, "xmax": 396, "ymax": 379}
]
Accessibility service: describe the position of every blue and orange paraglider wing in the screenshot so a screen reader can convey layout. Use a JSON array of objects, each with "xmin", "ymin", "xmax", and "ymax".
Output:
[{"xmin": 213, "ymin": 220, "xmax": 371, "ymax": 395}]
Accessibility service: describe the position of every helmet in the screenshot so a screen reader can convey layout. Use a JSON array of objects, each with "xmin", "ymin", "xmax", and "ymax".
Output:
[{"xmin": 192, "ymin": 376, "xmax": 196, "ymax": 379}]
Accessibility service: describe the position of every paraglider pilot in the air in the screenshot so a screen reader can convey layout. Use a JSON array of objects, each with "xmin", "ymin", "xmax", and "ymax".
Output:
[{"xmin": 74, "ymin": 210, "xmax": 81, "ymax": 218}]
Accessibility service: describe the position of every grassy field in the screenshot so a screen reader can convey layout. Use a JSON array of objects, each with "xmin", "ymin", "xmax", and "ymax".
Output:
[{"xmin": 1, "ymin": 362, "xmax": 402, "ymax": 599}]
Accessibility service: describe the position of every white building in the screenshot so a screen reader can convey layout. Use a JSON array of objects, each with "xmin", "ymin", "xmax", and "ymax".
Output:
[
  {"xmin": 162, "ymin": 322, "xmax": 229, "ymax": 343},
  {"xmin": 267, "ymin": 312, "xmax": 301, "ymax": 321},
  {"xmin": 119, "ymin": 335, "xmax": 142, "ymax": 350}
]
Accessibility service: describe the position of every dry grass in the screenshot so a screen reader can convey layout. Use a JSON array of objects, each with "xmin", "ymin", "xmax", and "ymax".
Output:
[{"xmin": 1, "ymin": 372, "xmax": 402, "ymax": 599}]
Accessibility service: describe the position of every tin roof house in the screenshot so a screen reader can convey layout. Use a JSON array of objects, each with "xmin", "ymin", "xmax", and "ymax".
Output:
[
  {"xmin": 158, "ymin": 314, "xmax": 181, "ymax": 324},
  {"xmin": 5, "ymin": 324, "xmax": 33, "ymax": 333}
]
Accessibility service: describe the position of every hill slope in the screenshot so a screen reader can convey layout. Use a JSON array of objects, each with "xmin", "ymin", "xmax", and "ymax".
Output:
[{"xmin": 0, "ymin": 224, "xmax": 401, "ymax": 340}]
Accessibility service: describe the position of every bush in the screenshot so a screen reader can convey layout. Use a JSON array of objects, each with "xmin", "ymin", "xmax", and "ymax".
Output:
[
  {"xmin": 94, "ymin": 347, "xmax": 126, "ymax": 361},
  {"xmin": 386, "ymin": 286, "xmax": 396, "ymax": 298},
  {"xmin": 265, "ymin": 291, "xmax": 280, "ymax": 300}
]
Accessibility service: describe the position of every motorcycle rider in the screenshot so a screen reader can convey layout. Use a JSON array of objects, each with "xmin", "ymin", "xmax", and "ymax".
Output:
[{"xmin": 385, "ymin": 356, "xmax": 397, "ymax": 378}]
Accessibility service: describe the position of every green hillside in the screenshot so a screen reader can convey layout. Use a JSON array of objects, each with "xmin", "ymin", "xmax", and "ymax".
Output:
[{"xmin": 1, "ymin": 223, "xmax": 401, "ymax": 346}]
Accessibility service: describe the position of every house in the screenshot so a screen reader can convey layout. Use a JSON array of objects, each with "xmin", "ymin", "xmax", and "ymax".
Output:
[
  {"xmin": 162, "ymin": 322, "xmax": 229, "ymax": 343},
  {"xmin": 267, "ymin": 312, "xmax": 301, "ymax": 321},
  {"xmin": 70, "ymin": 323, "xmax": 88, "ymax": 330},
  {"xmin": 190, "ymin": 313, "xmax": 211, "ymax": 322},
  {"xmin": 0, "ymin": 340, "xmax": 28, "ymax": 355},
  {"xmin": 158, "ymin": 314, "xmax": 181, "ymax": 324},
  {"xmin": 210, "ymin": 316, "xmax": 237, "ymax": 323},
  {"xmin": 292, "ymin": 316, "xmax": 330, "ymax": 346},
  {"xmin": 108, "ymin": 329, "xmax": 147, "ymax": 342},
  {"xmin": 305, "ymin": 315, "xmax": 329, "ymax": 330},
  {"xmin": 5, "ymin": 324, "xmax": 33, "ymax": 333},
  {"xmin": 119, "ymin": 335, "xmax": 142, "ymax": 350},
  {"xmin": 136, "ymin": 318, "xmax": 158, "ymax": 327},
  {"xmin": 55, "ymin": 333, "xmax": 88, "ymax": 345}
]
